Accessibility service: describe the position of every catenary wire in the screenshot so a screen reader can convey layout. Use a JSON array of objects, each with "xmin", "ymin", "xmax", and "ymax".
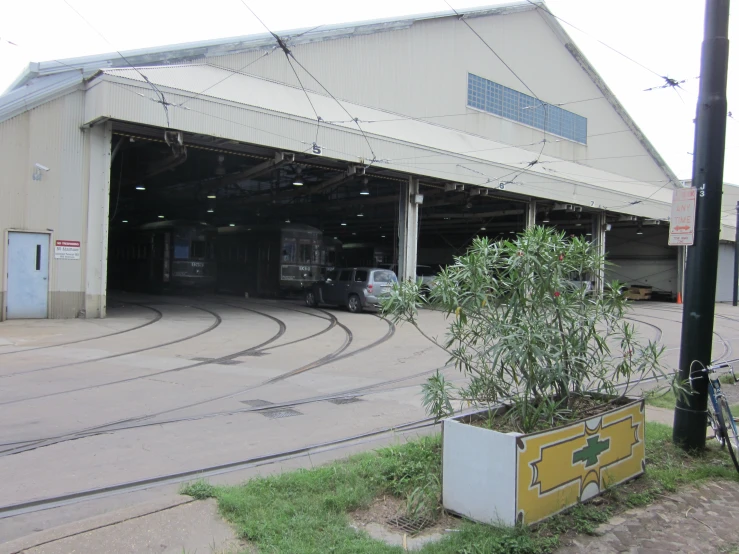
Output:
[{"xmin": 60, "ymin": 0, "xmax": 173, "ymax": 126}]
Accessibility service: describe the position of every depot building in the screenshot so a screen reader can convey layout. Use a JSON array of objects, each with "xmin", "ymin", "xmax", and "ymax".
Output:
[{"xmin": 0, "ymin": 1, "xmax": 736, "ymax": 320}]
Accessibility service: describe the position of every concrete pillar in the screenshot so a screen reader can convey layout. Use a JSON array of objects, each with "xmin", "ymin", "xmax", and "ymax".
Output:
[
  {"xmin": 592, "ymin": 211, "xmax": 607, "ymax": 295},
  {"xmin": 397, "ymin": 176, "xmax": 420, "ymax": 283},
  {"xmin": 85, "ymin": 121, "xmax": 112, "ymax": 318},
  {"xmin": 525, "ymin": 199, "xmax": 537, "ymax": 229}
]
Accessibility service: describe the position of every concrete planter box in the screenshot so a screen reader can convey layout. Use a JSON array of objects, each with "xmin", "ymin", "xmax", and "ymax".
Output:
[{"xmin": 442, "ymin": 398, "xmax": 645, "ymax": 526}]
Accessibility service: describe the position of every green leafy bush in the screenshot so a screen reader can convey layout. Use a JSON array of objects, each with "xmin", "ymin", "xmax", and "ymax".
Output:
[{"xmin": 382, "ymin": 226, "xmax": 668, "ymax": 432}]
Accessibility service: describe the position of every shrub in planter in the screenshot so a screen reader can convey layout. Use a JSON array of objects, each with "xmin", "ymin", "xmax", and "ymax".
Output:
[{"xmin": 381, "ymin": 226, "xmax": 672, "ymax": 524}]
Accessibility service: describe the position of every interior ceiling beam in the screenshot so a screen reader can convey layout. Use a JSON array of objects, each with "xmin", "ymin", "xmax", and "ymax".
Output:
[
  {"xmin": 212, "ymin": 151, "xmax": 295, "ymax": 190},
  {"xmin": 308, "ymin": 165, "xmax": 365, "ymax": 195}
]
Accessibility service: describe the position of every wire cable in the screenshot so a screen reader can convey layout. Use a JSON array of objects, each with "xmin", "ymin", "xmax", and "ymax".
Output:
[
  {"xmin": 443, "ymin": 1, "xmax": 549, "ymax": 182},
  {"xmin": 60, "ymin": 0, "xmax": 172, "ymax": 126},
  {"xmin": 236, "ymin": 0, "xmax": 377, "ymax": 163},
  {"xmin": 178, "ymin": 49, "xmax": 276, "ymax": 108}
]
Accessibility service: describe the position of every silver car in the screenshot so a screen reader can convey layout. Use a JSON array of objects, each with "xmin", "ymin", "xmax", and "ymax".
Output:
[{"xmin": 305, "ymin": 267, "xmax": 398, "ymax": 313}]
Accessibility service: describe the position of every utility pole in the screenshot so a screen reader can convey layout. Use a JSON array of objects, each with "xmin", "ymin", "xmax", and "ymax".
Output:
[
  {"xmin": 734, "ymin": 201, "xmax": 739, "ymax": 307},
  {"xmin": 673, "ymin": 0, "xmax": 731, "ymax": 450}
]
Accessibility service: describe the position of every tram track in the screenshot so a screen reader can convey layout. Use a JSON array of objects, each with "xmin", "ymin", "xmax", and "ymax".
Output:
[
  {"xmin": 628, "ymin": 307, "xmax": 735, "ymax": 362},
  {"xmin": 0, "ymin": 304, "xmax": 223, "ymax": 379},
  {"xmin": 0, "ymin": 362, "xmax": 446, "ymax": 457},
  {"xmin": 0, "ymin": 302, "xmax": 163, "ymax": 356},
  {"xmin": 0, "ymin": 312, "xmax": 392, "ymax": 453},
  {"xmin": 0, "ymin": 299, "xmax": 394, "ymax": 453},
  {"xmin": 0, "ymin": 416, "xmax": 438, "ymax": 522},
  {"xmin": 0, "ymin": 364, "xmax": 702, "ymax": 523}
]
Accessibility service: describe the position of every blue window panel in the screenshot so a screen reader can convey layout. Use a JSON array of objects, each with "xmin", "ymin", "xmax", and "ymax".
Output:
[
  {"xmin": 466, "ymin": 73, "xmax": 587, "ymax": 144},
  {"xmin": 574, "ymin": 117, "xmax": 587, "ymax": 143}
]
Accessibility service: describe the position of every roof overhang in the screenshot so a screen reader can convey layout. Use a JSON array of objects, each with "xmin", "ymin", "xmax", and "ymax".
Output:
[{"xmin": 85, "ymin": 65, "xmax": 677, "ymax": 221}]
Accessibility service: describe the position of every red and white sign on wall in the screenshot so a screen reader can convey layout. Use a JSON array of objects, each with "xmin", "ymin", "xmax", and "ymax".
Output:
[
  {"xmin": 54, "ymin": 240, "xmax": 81, "ymax": 260},
  {"xmin": 668, "ymin": 188, "xmax": 697, "ymax": 246}
]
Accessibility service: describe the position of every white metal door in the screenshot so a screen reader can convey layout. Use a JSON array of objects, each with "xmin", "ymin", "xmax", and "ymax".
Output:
[{"xmin": 7, "ymin": 232, "xmax": 49, "ymax": 319}]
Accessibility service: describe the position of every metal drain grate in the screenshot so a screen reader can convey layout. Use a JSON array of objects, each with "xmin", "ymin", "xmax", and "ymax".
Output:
[
  {"xmin": 238, "ymin": 351, "xmax": 268, "ymax": 357},
  {"xmin": 191, "ymin": 357, "xmax": 242, "ymax": 365},
  {"xmin": 327, "ymin": 396, "xmax": 363, "ymax": 405},
  {"xmin": 259, "ymin": 408, "xmax": 302, "ymax": 419},
  {"xmin": 386, "ymin": 515, "xmax": 434, "ymax": 535},
  {"xmin": 240, "ymin": 399, "xmax": 274, "ymax": 407}
]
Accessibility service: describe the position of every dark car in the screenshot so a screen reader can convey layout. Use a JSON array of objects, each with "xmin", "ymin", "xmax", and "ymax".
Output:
[{"xmin": 305, "ymin": 267, "xmax": 398, "ymax": 313}]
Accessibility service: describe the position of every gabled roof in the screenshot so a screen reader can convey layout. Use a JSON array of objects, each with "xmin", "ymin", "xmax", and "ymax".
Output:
[
  {"xmin": 5, "ymin": 1, "xmax": 536, "ymax": 93},
  {"xmin": 0, "ymin": 0, "xmax": 681, "ymax": 197}
]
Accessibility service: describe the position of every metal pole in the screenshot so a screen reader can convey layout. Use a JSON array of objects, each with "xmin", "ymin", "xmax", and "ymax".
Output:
[
  {"xmin": 734, "ymin": 201, "xmax": 739, "ymax": 306},
  {"xmin": 673, "ymin": 0, "xmax": 731, "ymax": 449}
]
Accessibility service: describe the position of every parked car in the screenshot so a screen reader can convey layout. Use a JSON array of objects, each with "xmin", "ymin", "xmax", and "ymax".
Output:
[
  {"xmin": 564, "ymin": 272, "xmax": 594, "ymax": 294},
  {"xmin": 379, "ymin": 264, "xmax": 439, "ymax": 294},
  {"xmin": 305, "ymin": 267, "xmax": 398, "ymax": 313}
]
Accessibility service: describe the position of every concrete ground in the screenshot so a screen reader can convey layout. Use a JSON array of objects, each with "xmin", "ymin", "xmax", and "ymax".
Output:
[{"xmin": 1, "ymin": 297, "xmax": 739, "ymax": 552}]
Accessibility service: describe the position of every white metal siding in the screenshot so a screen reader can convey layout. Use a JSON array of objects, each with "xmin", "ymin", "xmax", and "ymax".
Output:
[
  {"xmin": 716, "ymin": 243, "xmax": 736, "ymax": 303},
  {"xmin": 205, "ymin": 10, "xmax": 667, "ymax": 186},
  {"xmin": 0, "ymin": 91, "xmax": 88, "ymax": 319},
  {"xmin": 605, "ymin": 226, "xmax": 678, "ymax": 296}
]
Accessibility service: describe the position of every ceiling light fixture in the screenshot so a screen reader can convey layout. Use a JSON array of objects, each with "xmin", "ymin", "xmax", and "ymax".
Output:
[
  {"xmin": 293, "ymin": 167, "xmax": 304, "ymax": 186},
  {"xmin": 341, "ymin": 222, "xmax": 347, "ymax": 226},
  {"xmin": 480, "ymin": 227, "xmax": 487, "ymax": 231},
  {"xmin": 122, "ymin": 220, "xmax": 128, "ymax": 223},
  {"xmin": 136, "ymin": 185, "xmax": 146, "ymax": 191},
  {"xmin": 285, "ymin": 217, "xmax": 291, "ymax": 223},
  {"xmin": 357, "ymin": 212, "xmax": 364, "ymax": 217},
  {"xmin": 215, "ymin": 154, "xmax": 226, "ymax": 176},
  {"xmin": 360, "ymin": 177, "xmax": 370, "ymax": 196},
  {"xmin": 636, "ymin": 223, "xmax": 644, "ymax": 235},
  {"xmin": 229, "ymin": 223, "xmax": 236, "ymax": 227},
  {"xmin": 158, "ymin": 215, "xmax": 164, "ymax": 219},
  {"xmin": 542, "ymin": 211, "xmax": 550, "ymax": 223},
  {"xmin": 207, "ymin": 195, "xmax": 216, "ymax": 199},
  {"xmin": 207, "ymin": 209, "xmax": 214, "ymax": 213}
]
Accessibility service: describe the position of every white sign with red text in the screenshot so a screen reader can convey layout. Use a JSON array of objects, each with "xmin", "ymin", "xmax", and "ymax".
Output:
[
  {"xmin": 54, "ymin": 240, "xmax": 81, "ymax": 260},
  {"xmin": 668, "ymin": 188, "xmax": 697, "ymax": 246}
]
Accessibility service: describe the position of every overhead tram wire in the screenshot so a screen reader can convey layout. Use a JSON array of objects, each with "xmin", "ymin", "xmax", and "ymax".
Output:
[
  {"xmin": 177, "ymin": 49, "xmax": 277, "ymax": 108},
  {"xmin": 524, "ymin": 0, "xmax": 691, "ymax": 93},
  {"xmin": 0, "ymin": 36, "xmax": 84, "ymax": 75},
  {"xmin": 60, "ymin": 0, "xmax": 173, "ymax": 127},
  {"xmin": 443, "ymin": 0, "xmax": 549, "ymax": 184},
  {"xmin": 235, "ymin": 0, "xmax": 378, "ymax": 161}
]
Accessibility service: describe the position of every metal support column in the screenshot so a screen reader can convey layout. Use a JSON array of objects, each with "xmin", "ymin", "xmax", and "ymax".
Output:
[
  {"xmin": 673, "ymin": 0, "xmax": 731, "ymax": 450},
  {"xmin": 85, "ymin": 121, "xmax": 113, "ymax": 319},
  {"xmin": 592, "ymin": 211, "xmax": 607, "ymax": 295},
  {"xmin": 525, "ymin": 199, "xmax": 537, "ymax": 229},
  {"xmin": 397, "ymin": 176, "xmax": 420, "ymax": 283}
]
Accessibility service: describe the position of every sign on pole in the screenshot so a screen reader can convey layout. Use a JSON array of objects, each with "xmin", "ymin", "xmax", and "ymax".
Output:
[
  {"xmin": 54, "ymin": 240, "xmax": 81, "ymax": 260},
  {"xmin": 668, "ymin": 188, "xmax": 697, "ymax": 246}
]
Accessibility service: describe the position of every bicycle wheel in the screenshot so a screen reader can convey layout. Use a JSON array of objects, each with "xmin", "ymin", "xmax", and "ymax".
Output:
[{"xmin": 712, "ymin": 396, "xmax": 739, "ymax": 473}]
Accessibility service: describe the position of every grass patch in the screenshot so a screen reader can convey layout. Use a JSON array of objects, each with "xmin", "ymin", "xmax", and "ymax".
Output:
[
  {"xmin": 643, "ymin": 387, "xmax": 677, "ymax": 410},
  {"xmin": 182, "ymin": 423, "xmax": 738, "ymax": 553}
]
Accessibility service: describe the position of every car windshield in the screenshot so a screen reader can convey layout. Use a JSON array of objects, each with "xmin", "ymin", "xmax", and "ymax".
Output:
[{"xmin": 372, "ymin": 270, "xmax": 398, "ymax": 283}]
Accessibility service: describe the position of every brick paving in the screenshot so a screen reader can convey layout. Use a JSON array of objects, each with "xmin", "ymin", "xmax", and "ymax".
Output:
[{"xmin": 556, "ymin": 480, "xmax": 739, "ymax": 553}]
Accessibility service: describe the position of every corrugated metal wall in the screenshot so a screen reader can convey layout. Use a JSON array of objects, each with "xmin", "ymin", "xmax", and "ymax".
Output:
[
  {"xmin": 0, "ymin": 91, "xmax": 88, "ymax": 319},
  {"xmin": 203, "ymin": 10, "xmax": 667, "ymax": 185},
  {"xmin": 716, "ymin": 243, "xmax": 736, "ymax": 302},
  {"xmin": 605, "ymin": 226, "xmax": 678, "ymax": 296}
]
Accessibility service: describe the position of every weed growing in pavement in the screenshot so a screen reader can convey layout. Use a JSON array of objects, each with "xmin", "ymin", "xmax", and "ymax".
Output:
[
  {"xmin": 180, "ymin": 422, "xmax": 739, "ymax": 554},
  {"xmin": 180, "ymin": 479, "xmax": 217, "ymax": 500}
]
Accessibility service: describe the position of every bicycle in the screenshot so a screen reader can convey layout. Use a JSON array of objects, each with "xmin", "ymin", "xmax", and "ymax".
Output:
[{"xmin": 689, "ymin": 362, "xmax": 739, "ymax": 473}]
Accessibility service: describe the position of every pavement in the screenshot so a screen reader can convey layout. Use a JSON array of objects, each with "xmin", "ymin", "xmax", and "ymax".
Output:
[{"xmin": 2, "ymin": 298, "xmax": 739, "ymax": 552}]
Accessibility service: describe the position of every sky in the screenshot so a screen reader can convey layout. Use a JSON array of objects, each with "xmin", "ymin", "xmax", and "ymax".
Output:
[{"xmin": 0, "ymin": 0, "xmax": 736, "ymax": 184}]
